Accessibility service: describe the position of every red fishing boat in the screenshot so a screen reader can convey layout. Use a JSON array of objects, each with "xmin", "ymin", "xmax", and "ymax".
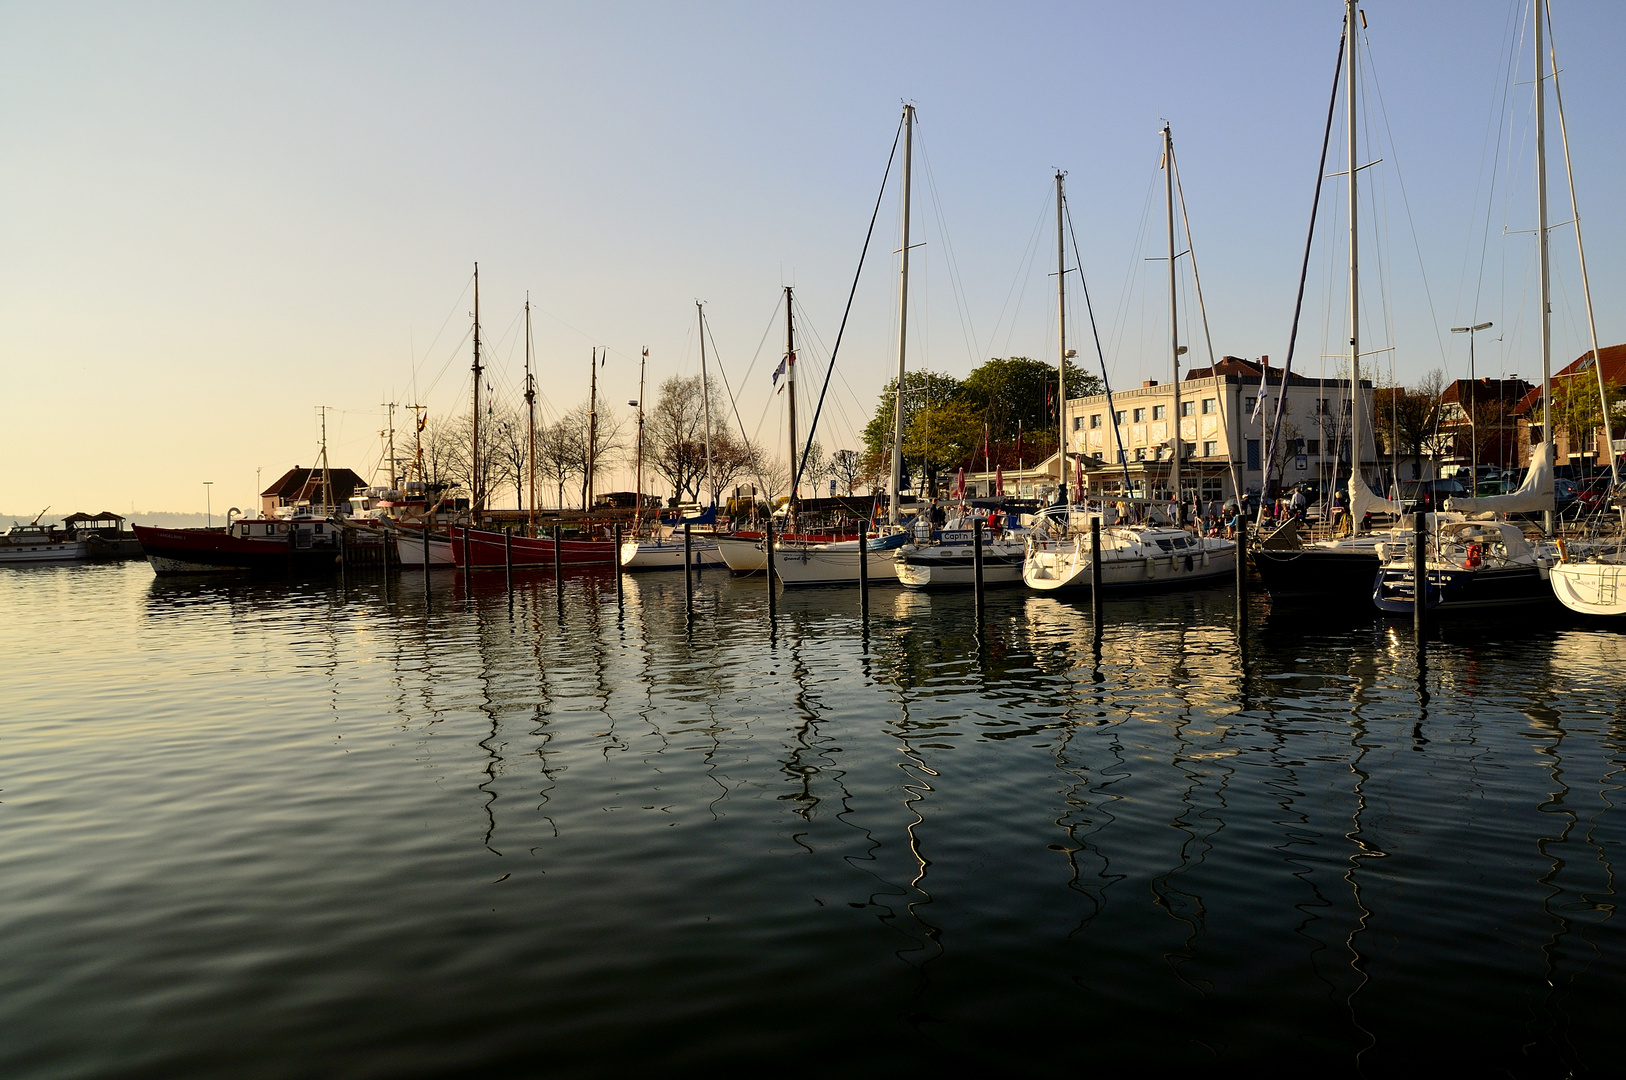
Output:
[{"xmin": 450, "ymin": 526, "xmax": 618, "ymax": 569}]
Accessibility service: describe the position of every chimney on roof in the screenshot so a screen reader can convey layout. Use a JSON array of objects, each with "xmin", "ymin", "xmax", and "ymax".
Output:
[{"xmin": 1143, "ymin": 380, "xmax": 1159, "ymax": 388}]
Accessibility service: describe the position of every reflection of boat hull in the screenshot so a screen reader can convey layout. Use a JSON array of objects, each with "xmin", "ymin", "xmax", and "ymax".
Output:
[
  {"xmin": 0, "ymin": 540, "xmax": 88, "ymax": 565},
  {"xmin": 1374, "ymin": 562, "xmax": 1559, "ymax": 614},
  {"xmin": 1550, "ymin": 560, "xmax": 1626, "ymax": 616},
  {"xmin": 619, "ymin": 535, "xmax": 727, "ymax": 570},
  {"xmin": 133, "ymin": 524, "xmax": 333, "ymax": 575},
  {"xmin": 895, "ymin": 545, "xmax": 1025, "ymax": 588},
  {"xmin": 450, "ymin": 527, "xmax": 616, "ymax": 568},
  {"xmin": 1024, "ymin": 534, "xmax": 1236, "ymax": 594},
  {"xmin": 1252, "ymin": 547, "xmax": 1380, "ymax": 607}
]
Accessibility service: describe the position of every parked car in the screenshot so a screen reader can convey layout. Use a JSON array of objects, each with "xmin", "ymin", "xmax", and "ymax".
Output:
[{"xmin": 1398, "ymin": 477, "xmax": 1468, "ymax": 511}]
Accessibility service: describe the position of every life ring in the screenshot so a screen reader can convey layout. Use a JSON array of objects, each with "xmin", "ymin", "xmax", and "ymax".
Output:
[{"xmin": 1464, "ymin": 542, "xmax": 1482, "ymax": 569}]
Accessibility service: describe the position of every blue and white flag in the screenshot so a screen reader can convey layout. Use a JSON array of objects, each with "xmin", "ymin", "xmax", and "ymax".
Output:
[{"xmin": 772, "ymin": 357, "xmax": 787, "ymax": 385}]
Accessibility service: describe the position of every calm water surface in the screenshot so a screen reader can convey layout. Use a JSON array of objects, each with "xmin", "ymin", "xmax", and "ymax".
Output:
[{"xmin": 2, "ymin": 561, "xmax": 1623, "ymax": 1076}]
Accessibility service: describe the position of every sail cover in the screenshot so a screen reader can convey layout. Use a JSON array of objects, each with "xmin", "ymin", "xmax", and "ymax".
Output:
[
  {"xmin": 1445, "ymin": 441, "xmax": 1555, "ymax": 515},
  {"xmin": 1348, "ymin": 470, "xmax": 1401, "ymax": 523}
]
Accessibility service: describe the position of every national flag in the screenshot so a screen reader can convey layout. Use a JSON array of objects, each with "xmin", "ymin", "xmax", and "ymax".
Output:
[
  {"xmin": 417, "ymin": 413, "xmax": 428, "ymax": 432},
  {"xmin": 1016, "ymin": 420, "xmax": 1023, "ymax": 459},
  {"xmin": 1251, "ymin": 365, "xmax": 1268, "ymax": 422},
  {"xmin": 994, "ymin": 465, "xmax": 1004, "ymax": 497},
  {"xmin": 982, "ymin": 424, "xmax": 990, "ymax": 460},
  {"xmin": 772, "ymin": 357, "xmax": 787, "ymax": 385},
  {"xmin": 954, "ymin": 467, "xmax": 966, "ymax": 500}
]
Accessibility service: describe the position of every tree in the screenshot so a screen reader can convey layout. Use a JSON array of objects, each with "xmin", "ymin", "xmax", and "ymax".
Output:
[
  {"xmin": 903, "ymin": 398, "xmax": 982, "ymax": 496},
  {"xmin": 708, "ymin": 427, "xmax": 763, "ymax": 504},
  {"xmin": 488, "ymin": 407, "xmax": 528, "ymax": 510},
  {"xmin": 535, "ymin": 415, "xmax": 582, "ymax": 509},
  {"xmin": 1552, "ymin": 371, "xmax": 1624, "ymax": 458},
  {"xmin": 647, "ymin": 374, "xmax": 727, "ymax": 503},
  {"xmin": 829, "ymin": 448, "xmax": 865, "ymax": 495},
  {"xmin": 961, "ymin": 356, "xmax": 1101, "ymax": 444},
  {"xmin": 861, "ymin": 370, "xmax": 964, "ymax": 461},
  {"xmin": 1374, "ymin": 370, "xmax": 1446, "ymax": 481},
  {"xmin": 560, "ymin": 399, "xmax": 626, "ymax": 509}
]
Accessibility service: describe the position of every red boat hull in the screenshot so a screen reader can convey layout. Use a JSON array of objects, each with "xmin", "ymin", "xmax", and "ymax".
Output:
[
  {"xmin": 451, "ymin": 527, "xmax": 618, "ymax": 568},
  {"xmin": 133, "ymin": 524, "xmax": 336, "ymax": 575}
]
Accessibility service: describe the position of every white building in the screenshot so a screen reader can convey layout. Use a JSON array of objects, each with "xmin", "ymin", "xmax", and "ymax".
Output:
[{"xmin": 1061, "ymin": 356, "xmax": 1380, "ymax": 502}]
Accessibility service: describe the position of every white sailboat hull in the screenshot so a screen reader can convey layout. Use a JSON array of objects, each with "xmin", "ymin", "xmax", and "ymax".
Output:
[
  {"xmin": 1550, "ymin": 560, "xmax": 1626, "ymax": 616},
  {"xmin": 715, "ymin": 535, "xmax": 768, "ymax": 574},
  {"xmin": 773, "ymin": 544, "xmax": 897, "ymax": 586},
  {"xmin": 1023, "ymin": 532, "xmax": 1236, "ymax": 593},
  {"xmin": 619, "ymin": 535, "xmax": 727, "ymax": 570},
  {"xmin": 894, "ymin": 541, "xmax": 1026, "ymax": 588}
]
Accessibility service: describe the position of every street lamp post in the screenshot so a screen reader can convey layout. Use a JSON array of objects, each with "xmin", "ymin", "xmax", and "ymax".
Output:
[
  {"xmin": 1451, "ymin": 322, "xmax": 1493, "ymax": 483},
  {"xmin": 204, "ymin": 481, "xmax": 214, "ymax": 528}
]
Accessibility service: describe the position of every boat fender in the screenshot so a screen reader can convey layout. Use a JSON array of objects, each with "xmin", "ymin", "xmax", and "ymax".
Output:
[
  {"xmin": 1201, "ymin": 547, "xmax": 1209, "ymax": 568},
  {"xmin": 1185, "ymin": 554, "xmax": 1194, "ymax": 572},
  {"xmin": 1144, "ymin": 556, "xmax": 1156, "ymax": 578},
  {"xmin": 1464, "ymin": 542, "xmax": 1482, "ymax": 569}
]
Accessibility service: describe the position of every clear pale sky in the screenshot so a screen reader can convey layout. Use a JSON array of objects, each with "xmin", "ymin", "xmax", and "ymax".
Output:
[{"xmin": 4, "ymin": 1, "xmax": 1623, "ymax": 514}]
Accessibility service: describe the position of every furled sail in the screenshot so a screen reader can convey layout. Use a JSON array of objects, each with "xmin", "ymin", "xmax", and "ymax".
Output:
[
  {"xmin": 1445, "ymin": 442, "xmax": 1555, "ymax": 515},
  {"xmin": 1348, "ymin": 471, "xmax": 1401, "ymax": 523}
]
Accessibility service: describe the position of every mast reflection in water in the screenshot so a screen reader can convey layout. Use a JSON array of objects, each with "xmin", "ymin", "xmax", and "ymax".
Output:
[{"xmin": 0, "ymin": 561, "xmax": 1623, "ymax": 1074}]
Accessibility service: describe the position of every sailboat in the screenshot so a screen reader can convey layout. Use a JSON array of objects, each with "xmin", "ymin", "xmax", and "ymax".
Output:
[
  {"xmin": 773, "ymin": 104, "xmax": 915, "ymax": 587},
  {"xmin": 450, "ymin": 268, "xmax": 618, "ymax": 569},
  {"xmin": 620, "ymin": 302, "xmax": 728, "ymax": 571},
  {"xmin": 1022, "ymin": 143, "xmax": 1236, "ymax": 594},
  {"xmin": 1375, "ymin": 0, "xmax": 1572, "ymax": 615},
  {"xmin": 1248, "ymin": 0, "xmax": 1418, "ymax": 609}
]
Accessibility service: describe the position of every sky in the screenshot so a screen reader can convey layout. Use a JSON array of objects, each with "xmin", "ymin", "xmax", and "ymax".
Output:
[{"xmin": 4, "ymin": 0, "xmax": 1624, "ymax": 514}]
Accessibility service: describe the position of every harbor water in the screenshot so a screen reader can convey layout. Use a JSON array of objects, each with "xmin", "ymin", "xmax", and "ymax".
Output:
[{"xmin": 2, "ymin": 561, "xmax": 1623, "ymax": 1075}]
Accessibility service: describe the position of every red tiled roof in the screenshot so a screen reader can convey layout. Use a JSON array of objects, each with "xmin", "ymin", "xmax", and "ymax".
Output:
[{"xmin": 1513, "ymin": 343, "xmax": 1626, "ymax": 415}]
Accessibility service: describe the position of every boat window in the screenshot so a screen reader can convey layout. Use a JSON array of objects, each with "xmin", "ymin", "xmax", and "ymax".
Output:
[{"xmin": 1156, "ymin": 539, "xmax": 1174, "ymax": 552}]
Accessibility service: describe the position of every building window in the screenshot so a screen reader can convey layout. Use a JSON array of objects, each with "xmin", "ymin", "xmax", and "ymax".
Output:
[
  {"xmin": 1153, "ymin": 404, "xmax": 1167, "ymax": 420},
  {"xmin": 1245, "ymin": 396, "xmax": 1257, "ymax": 414},
  {"xmin": 1307, "ymin": 439, "xmax": 1320, "ymax": 456},
  {"xmin": 1317, "ymin": 398, "xmax": 1330, "ymax": 414},
  {"xmin": 1071, "ymin": 415, "xmax": 1082, "ymax": 431},
  {"xmin": 1114, "ymin": 411, "xmax": 1125, "ymax": 425},
  {"xmin": 1132, "ymin": 407, "xmax": 1146, "ymax": 423},
  {"xmin": 1179, "ymin": 401, "xmax": 1194, "ymax": 417},
  {"xmin": 1090, "ymin": 413, "xmax": 1102, "ymax": 429},
  {"xmin": 1343, "ymin": 398, "xmax": 1353, "ymax": 413},
  {"xmin": 1202, "ymin": 440, "xmax": 1218, "ymax": 457},
  {"xmin": 1247, "ymin": 439, "xmax": 1261, "ymax": 471},
  {"xmin": 1201, "ymin": 398, "xmax": 1216, "ymax": 414},
  {"xmin": 1134, "ymin": 448, "xmax": 1146, "ymax": 461}
]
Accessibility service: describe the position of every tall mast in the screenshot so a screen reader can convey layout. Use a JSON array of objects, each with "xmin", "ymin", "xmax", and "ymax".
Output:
[
  {"xmin": 319, "ymin": 406, "xmax": 333, "ymax": 513},
  {"xmin": 785, "ymin": 286, "xmax": 798, "ymax": 512},
  {"xmin": 1534, "ymin": 0, "xmax": 1554, "ymax": 534},
  {"xmin": 1164, "ymin": 123, "xmax": 1181, "ymax": 517},
  {"xmin": 383, "ymin": 401, "xmax": 397, "ymax": 489},
  {"xmin": 887, "ymin": 103, "xmax": 915, "ymax": 525},
  {"xmin": 1055, "ymin": 170, "xmax": 1068, "ymax": 501},
  {"xmin": 1546, "ymin": 0, "xmax": 1618, "ymax": 489},
  {"xmin": 471, "ymin": 262, "xmax": 483, "ymax": 516},
  {"xmin": 524, "ymin": 293, "xmax": 536, "ymax": 528},
  {"xmin": 587, "ymin": 348, "xmax": 599, "ymax": 510},
  {"xmin": 635, "ymin": 348, "xmax": 647, "ymax": 525},
  {"xmin": 697, "ymin": 301, "xmax": 715, "ymax": 508},
  {"xmin": 1346, "ymin": 0, "xmax": 1361, "ymax": 510}
]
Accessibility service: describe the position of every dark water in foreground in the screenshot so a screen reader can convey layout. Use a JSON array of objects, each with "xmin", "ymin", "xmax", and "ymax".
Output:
[{"xmin": 2, "ymin": 561, "xmax": 1624, "ymax": 1077}]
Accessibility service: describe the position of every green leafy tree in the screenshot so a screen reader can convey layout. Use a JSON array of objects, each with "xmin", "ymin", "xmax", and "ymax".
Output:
[
  {"xmin": 861, "ymin": 370, "xmax": 965, "ymax": 460},
  {"xmin": 961, "ymin": 356, "xmax": 1101, "ymax": 444}
]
